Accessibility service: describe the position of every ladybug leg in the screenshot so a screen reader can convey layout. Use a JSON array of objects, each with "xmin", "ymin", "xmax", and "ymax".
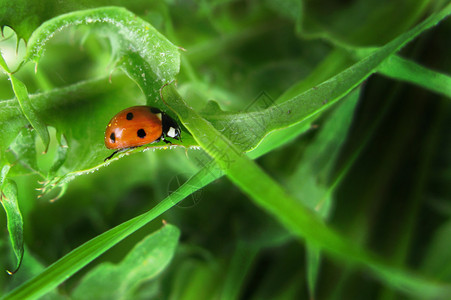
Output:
[
  {"xmin": 154, "ymin": 136, "xmax": 171, "ymax": 145},
  {"xmin": 160, "ymin": 133, "xmax": 173, "ymax": 145},
  {"xmin": 104, "ymin": 150, "xmax": 119, "ymax": 162},
  {"xmin": 104, "ymin": 147, "xmax": 137, "ymax": 162}
]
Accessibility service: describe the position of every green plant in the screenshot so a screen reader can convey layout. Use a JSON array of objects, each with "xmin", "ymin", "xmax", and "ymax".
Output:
[{"xmin": 1, "ymin": 1, "xmax": 451, "ymax": 299}]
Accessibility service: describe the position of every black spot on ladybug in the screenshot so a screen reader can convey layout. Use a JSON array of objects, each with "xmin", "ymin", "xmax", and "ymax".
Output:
[
  {"xmin": 137, "ymin": 129, "xmax": 146, "ymax": 138},
  {"xmin": 126, "ymin": 112, "xmax": 133, "ymax": 120},
  {"xmin": 110, "ymin": 132, "xmax": 116, "ymax": 143}
]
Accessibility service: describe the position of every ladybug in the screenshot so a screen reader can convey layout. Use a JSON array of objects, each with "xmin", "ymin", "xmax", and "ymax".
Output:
[{"xmin": 104, "ymin": 106, "xmax": 181, "ymax": 161}]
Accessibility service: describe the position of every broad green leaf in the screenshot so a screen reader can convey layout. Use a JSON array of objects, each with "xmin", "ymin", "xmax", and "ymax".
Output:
[
  {"xmin": 0, "ymin": 0, "xmax": 65, "ymax": 41},
  {"xmin": 0, "ymin": 179, "xmax": 24, "ymax": 275},
  {"xmin": 25, "ymin": 6, "xmax": 180, "ymax": 102},
  {"xmin": 0, "ymin": 6, "xmax": 184, "ymax": 193},
  {"xmin": 6, "ymin": 1, "xmax": 444, "ymax": 191},
  {"xmin": 0, "ymin": 0, "xmax": 168, "ymax": 42},
  {"xmin": 2, "ymin": 108, "xmax": 298, "ymax": 299},
  {"xmin": 0, "ymin": 164, "xmax": 10, "ymax": 187},
  {"xmin": 0, "ymin": 97, "xmax": 28, "ymax": 156},
  {"xmin": 0, "ymin": 74, "xmax": 198, "ymax": 196},
  {"xmin": 0, "ymin": 76, "xmax": 136, "ymax": 186},
  {"xmin": 72, "ymin": 224, "xmax": 180, "ymax": 300},
  {"xmin": 9, "ymin": 127, "xmax": 39, "ymax": 173},
  {"xmin": 46, "ymin": 133, "xmax": 68, "ymax": 177},
  {"xmin": 9, "ymin": 74, "xmax": 50, "ymax": 152}
]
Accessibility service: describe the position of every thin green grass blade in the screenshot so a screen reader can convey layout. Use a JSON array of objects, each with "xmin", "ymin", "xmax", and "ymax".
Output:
[
  {"xmin": 205, "ymin": 5, "xmax": 451, "ymax": 154},
  {"xmin": 297, "ymin": 89, "xmax": 361, "ymax": 298},
  {"xmin": 378, "ymin": 55, "xmax": 451, "ymax": 98},
  {"xmin": 220, "ymin": 242, "xmax": 258, "ymax": 300},
  {"xmin": 162, "ymin": 82, "xmax": 451, "ymax": 299},
  {"xmin": 269, "ymin": 5, "xmax": 451, "ymax": 130}
]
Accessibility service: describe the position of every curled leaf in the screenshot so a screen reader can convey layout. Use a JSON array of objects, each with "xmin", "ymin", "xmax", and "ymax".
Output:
[
  {"xmin": 10, "ymin": 74, "xmax": 50, "ymax": 153},
  {"xmin": 1, "ymin": 179, "xmax": 24, "ymax": 275},
  {"xmin": 25, "ymin": 6, "xmax": 180, "ymax": 101}
]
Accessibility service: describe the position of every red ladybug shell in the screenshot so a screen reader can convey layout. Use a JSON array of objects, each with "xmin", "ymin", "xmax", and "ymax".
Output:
[{"xmin": 105, "ymin": 106, "xmax": 163, "ymax": 150}]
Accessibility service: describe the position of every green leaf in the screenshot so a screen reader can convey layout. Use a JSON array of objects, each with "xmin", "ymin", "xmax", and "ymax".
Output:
[
  {"xmin": 378, "ymin": 55, "xmax": 451, "ymax": 98},
  {"xmin": 0, "ymin": 0, "xmax": 60, "ymax": 41},
  {"xmin": 289, "ymin": 89, "xmax": 360, "ymax": 298},
  {"xmin": 0, "ymin": 52, "xmax": 11, "ymax": 73},
  {"xmin": 25, "ymin": 6, "xmax": 180, "ymax": 102},
  {"xmin": 286, "ymin": 88, "xmax": 360, "ymax": 210},
  {"xmin": 2, "ymin": 168, "xmax": 206, "ymax": 300},
  {"xmin": 46, "ymin": 133, "xmax": 68, "ymax": 177},
  {"xmin": 9, "ymin": 74, "xmax": 50, "ymax": 153},
  {"xmin": 169, "ymin": 259, "xmax": 221, "ymax": 300},
  {"xmin": 0, "ymin": 179, "xmax": 24, "ymax": 275},
  {"xmin": 271, "ymin": 4, "xmax": 451, "ymax": 131},
  {"xmin": 159, "ymin": 6, "xmax": 451, "ymax": 297},
  {"xmin": 72, "ymin": 223, "xmax": 180, "ymax": 299},
  {"xmin": 0, "ymin": 164, "xmax": 11, "ymax": 187},
  {"xmin": 220, "ymin": 242, "xmax": 258, "ymax": 300},
  {"xmin": 0, "ymin": 0, "xmax": 165, "ymax": 42},
  {"xmin": 199, "ymin": 5, "xmax": 451, "ymax": 155},
  {"xmin": 299, "ymin": 0, "xmax": 430, "ymax": 46},
  {"xmin": 7, "ymin": 247, "xmax": 66, "ymax": 300},
  {"xmin": 0, "ymin": 98, "xmax": 28, "ymax": 156},
  {"xmin": 9, "ymin": 127, "xmax": 39, "ymax": 173},
  {"xmin": 151, "ymin": 7, "xmax": 451, "ymax": 298},
  {"xmin": 421, "ymin": 220, "xmax": 451, "ymax": 280},
  {"xmin": 3, "ymin": 4, "xmax": 451, "ymax": 299},
  {"xmin": 0, "ymin": 6, "xmax": 183, "ymax": 190},
  {"xmin": 0, "ymin": 74, "xmax": 196, "ymax": 194},
  {"xmin": 275, "ymin": 48, "xmax": 354, "ymax": 105},
  {"xmin": 162, "ymin": 80, "xmax": 451, "ymax": 299}
]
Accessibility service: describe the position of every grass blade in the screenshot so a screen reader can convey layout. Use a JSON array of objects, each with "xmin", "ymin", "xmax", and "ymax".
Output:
[{"xmin": 378, "ymin": 55, "xmax": 451, "ymax": 98}]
